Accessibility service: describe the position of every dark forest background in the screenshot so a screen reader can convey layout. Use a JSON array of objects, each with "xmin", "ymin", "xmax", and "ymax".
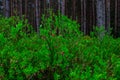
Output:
[{"xmin": 0, "ymin": 0, "xmax": 119, "ymax": 37}]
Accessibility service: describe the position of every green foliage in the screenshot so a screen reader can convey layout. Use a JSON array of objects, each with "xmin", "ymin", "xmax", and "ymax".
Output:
[
  {"xmin": 0, "ymin": 15, "xmax": 120, "ymax": 80},
  {"xmin": 41, "ymin": 12, "xmax": 81, "ymax": 38}
]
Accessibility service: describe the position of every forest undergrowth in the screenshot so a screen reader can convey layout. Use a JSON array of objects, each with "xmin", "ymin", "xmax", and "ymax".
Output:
[{"xmin": 0, "ymin": 13, "xmax": 120, "ymax": 80}]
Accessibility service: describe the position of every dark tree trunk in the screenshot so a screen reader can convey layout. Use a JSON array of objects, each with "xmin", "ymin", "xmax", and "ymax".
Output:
[
  {"xmin": 81, "ymin": 0, "xmax": 87, "ymax": 34},
  {"xmin": 115, "ymin": 0, "xmax": 118, "ymax": 36},
  {"xmin": 106, "ymin": 0, "xmax": 110, "ymax": 32},
  {"xmin": 19, "ymin": 0, "xmax": 22, "ymax": 17}
]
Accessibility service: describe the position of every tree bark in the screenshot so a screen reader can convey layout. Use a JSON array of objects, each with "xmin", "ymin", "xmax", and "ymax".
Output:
[
  {"xmin": 106, "ymin": 0, "xmax": 110, "ymax": 32},
  {"xmin": 72, "ymin": 0, "xmax": 76, "ymax": 20},
  {"xmin": 19, "ymin": 0, "xmax": 22, "ymax": 17},
  {"xmin": 83, "ymin": 0, "xmax": 86, "ymax": 34},
  {"xmin": 61, "ymin": 0, "xmax": 65, "ymax": 15},
  {"xmin": 35, "ymin": 0, "xmax": 40, "ymax": 35},
  {"xmin": 96, "ymin": 0, "xmax": 105, "ymax": 27},
  {"xmin": 96, "ymin": 0, "xmax": 106, "ymax": 39},
  {"xmin": 115, "ymin": 0, "xmax": 118, "ymax": 36},
  {"xmin": 81, "ymin": 0, "xmax": 86, "ymax": 34},
  {"xmin": 5, "ymin": 0, "xmax": 10, "ymax": 17}
]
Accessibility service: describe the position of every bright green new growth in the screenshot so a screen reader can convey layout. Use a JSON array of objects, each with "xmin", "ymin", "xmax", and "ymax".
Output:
[{"xmin": 0, "ymin": 14, "xmax": 120, "ymax": 80}]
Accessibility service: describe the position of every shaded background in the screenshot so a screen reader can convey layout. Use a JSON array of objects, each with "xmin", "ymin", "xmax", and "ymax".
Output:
[{"xmin": 0, "ymin": 0, "xmax": 119, "ymax": 37}]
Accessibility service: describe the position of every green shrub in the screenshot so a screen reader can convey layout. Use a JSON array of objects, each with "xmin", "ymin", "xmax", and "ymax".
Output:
[
  {"xmin": 41, "ymin": 12, "xmax": 81, "ymax": 38},
  {"xmin": 0, "ymin": 14, "xmax": 120, "ymax": 80}
]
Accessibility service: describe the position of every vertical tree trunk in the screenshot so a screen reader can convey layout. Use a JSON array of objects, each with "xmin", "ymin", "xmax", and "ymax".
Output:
[
  {"xmin": 25, "ymin": 0, "xmax": 27, "ymax": 18},
  {"xmin": 115, "ymin": 0, "xmax": 118, "ymax": 36},
  {"xmin": 15, "ymin": 0, "xmax": 18, "ymax": 16},
  {"xmin": 83, "ymin": 0, "xmax": 86, "ymax": 34},
  {"xmin": 106, "ymin": 0, "xmax": 110, "ymax": 32},
  {"xmin": 81, "ymin": 0, "xmax": 86, "ymax": 34},
  {"xmin": 76, "ymin": 0, "xmax": 81, "ymax": 28},
  {"xmin": 10, "ymin": 0, "xmax": 13, "ymax": 16},
  {"xmin": 65, "ymin": 0, "xmax": 68, "ymax": 15},
  {"xmin": 102, "ymin": 0, "xmax": 105, "ymax": 27},
  {"xmin": 58, "ymin": 0, "xmax": 60, "ymax": 12},
  {"xmin": 35, "ymin": 0, "xmax": 40, "ymax": 35},
  {"xmin": 5, "ymin": 0, "xmax": 10, "ymax": 17},
  {"xmin": 96, "ymin": 0, "xmax": 105, "ymax": 27},
  {"xmin": 81, "ymin": 0, "xmax": 84, "ymax": 32},
  {"xmin": 61, "ymin": 0, "xmax": 65, "ymax": 15},
  {"xmin": 47, "ymin": 0, "xmax": 50, "ymax": 8},
  {"xmin": 43, "ymin": 1, "xmax": 45, "ymax": 14},
  {"xmin": 86, "ymin": 0, "xmax": 91, "ymax": 34},
  {"xmin": 72, "ymin": 0, "xmax": 76, "ymax": 20},
  {"xmin": 116, "ymin": 0, "xmax": 120, "ymax": 37},
  {"xmin": 88, "ymin": 0, "xmax": 93, "ymax": 32},
  {"xmin": 19, "ymin": 0, "xmax": 22, "ymax": 18},
  {"xmin": 96, "ymin": 0, "xmax": 105, "ymax": 39},
  {"xmin": 58, "ymin": 0, "xmax": 65, "ymax": 15},
  {"xmin": 0, "ymin": 0, "xmax": 3, "ymax": 15},
  {"xmin": 39, "ymin": 0, "xmax": 41, "ymax": 21},
  {"xmin": 92, "ymin": 0, "xmax": 96, "ymax": 27},
  {"xmin": 46, "ymin": 0, "xmax": 50, "ymax": 14}
]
